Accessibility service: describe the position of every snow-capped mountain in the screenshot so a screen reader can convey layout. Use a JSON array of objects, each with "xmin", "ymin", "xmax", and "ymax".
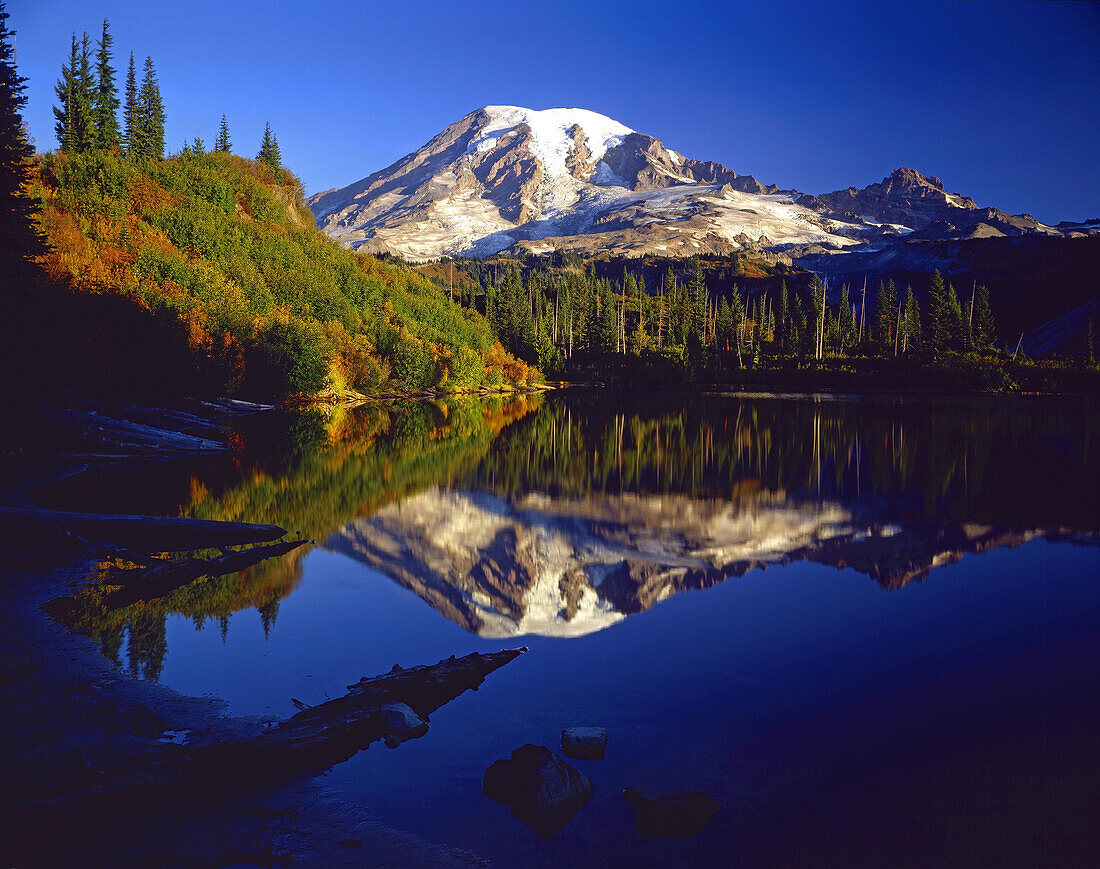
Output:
[{"xmin": 307, "ymin": 106, "xmax": 1087, "ymax": 262}]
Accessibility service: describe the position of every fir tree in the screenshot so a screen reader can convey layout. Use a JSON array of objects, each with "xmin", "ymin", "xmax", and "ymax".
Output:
[
  {"xmin": 53, "ymin": 32, "xmax": 94, "ymax": 152},
  {"xmin": 875, "ymin": 279, "xmax": 897, "ymax": 353},
  {"xmin": 777, "ymin": 279, "xmax": 789, "ymax": 350},
  {"xmin": 945, "ymin": 282, "xmax": 964, "ymax": 350},
  {"xmin": 136, "ymin": 55, "xmax": 165, "ymax": 160},
  {"xmin": 0, "ymin": 0, "xmax": 44, "ymax": 275},
  {"xmin": 927, "ymin": 270, "xmax": 952, "ymax": 354},
  {"xmin": 257, "ymin": 121, "xmax": 281, "ymax": 169},
  {"xmin": 214, "ymin": 113, "xmax": 230, "ymax": 152},
  {"xmin": 716, "ymin": 295, "xmax": 733, "ymax": 355},
  {"xmin": 92, "ymin": 18, "xmax": 119, "ymax": 149},
  {"xmin": 122, "ymin": 51, "xmax": 136, "ymax": 155},
  {"xmin": 973, "ymin": 284, "xmax": 996, "ymax": 350},
  {"xmin": 688, "ymin": 259, "xmax": 707, "ymax": 342},
  {"xmin": 902, "ymin": 288, "xmax": 921, "ymax": 354}
]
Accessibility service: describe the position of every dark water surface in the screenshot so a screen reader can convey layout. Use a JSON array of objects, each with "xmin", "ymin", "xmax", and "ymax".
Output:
[{"xmin": 41, "ymin": 390, "xmax": 1100, "ymax": 865}]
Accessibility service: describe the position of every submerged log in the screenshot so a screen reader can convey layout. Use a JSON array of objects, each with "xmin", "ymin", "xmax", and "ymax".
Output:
[
  {"xmin": 0, "ymin": 507, "xmax": 288, "ymax": 552},
  {"xmin": 28, "ymin": 649, "xmax": 527, "ymax": 817}
]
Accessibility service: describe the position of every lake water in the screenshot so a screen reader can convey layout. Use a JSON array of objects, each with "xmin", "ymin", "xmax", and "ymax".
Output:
[{"xmin": 42, "ymin": 390, "xmax": 1100, "ymax": 865}]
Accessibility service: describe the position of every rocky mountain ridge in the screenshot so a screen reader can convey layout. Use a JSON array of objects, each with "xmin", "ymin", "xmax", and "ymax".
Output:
[{"xmin": 308, "ymin": 106, "xmax": 1094, "ymax": 263}]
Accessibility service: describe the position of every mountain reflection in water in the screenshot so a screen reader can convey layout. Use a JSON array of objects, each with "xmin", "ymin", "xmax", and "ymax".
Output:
[{"xmin": 49, "ymin": 390, "xmax": 1099, "ymax": 669}]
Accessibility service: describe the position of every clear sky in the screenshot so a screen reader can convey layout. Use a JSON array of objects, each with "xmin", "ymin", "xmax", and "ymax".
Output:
[{"xmin": 8, "ymin": 0, "xmax": 1099, "ymax": 223}]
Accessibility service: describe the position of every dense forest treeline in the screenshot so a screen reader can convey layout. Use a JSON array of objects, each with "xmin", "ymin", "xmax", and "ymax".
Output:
[
  {"xmin": 416, "ymin": 247, "xmax": 1099, "ymax": 391},
  {"xmin": 0, "ymin": 8, "xmax": 536, "ymax": 401}
]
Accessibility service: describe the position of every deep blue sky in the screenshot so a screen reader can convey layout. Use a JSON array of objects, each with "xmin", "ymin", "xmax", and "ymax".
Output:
[{"xmin": 9, "ymin": 0, "xmax": 1099, "ymax": 222}]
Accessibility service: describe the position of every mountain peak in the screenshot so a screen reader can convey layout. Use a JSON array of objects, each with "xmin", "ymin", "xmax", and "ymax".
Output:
[
  {"xmin": 887, "ymin": 166, "xmax": 944, "ymax": 190},
  {"xmin": 307, "ymin": 107, "xmax": 1066, "ymax": 262}
]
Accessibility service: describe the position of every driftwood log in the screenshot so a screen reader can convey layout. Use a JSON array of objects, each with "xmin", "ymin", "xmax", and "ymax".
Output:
[
  {"xmin": 27, "ymin": 649, "xmax": 527, "ymax": 819},
  {"xmin": 37, "ymin": 405, "xmax": 228, "ymax": 454}
]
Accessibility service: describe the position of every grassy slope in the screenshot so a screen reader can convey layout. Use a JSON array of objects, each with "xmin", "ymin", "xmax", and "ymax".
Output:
[{"xmin": 22, "ymin": 149, "xmax": 537, "ymax": 400}]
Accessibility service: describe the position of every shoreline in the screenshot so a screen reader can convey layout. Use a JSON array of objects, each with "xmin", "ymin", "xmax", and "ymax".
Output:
[{"xmin": 0, "ymin": 552, "xmax": 486, "ymax": 867}]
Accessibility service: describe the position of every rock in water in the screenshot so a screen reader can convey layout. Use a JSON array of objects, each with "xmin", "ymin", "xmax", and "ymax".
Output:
[
  {"xmin": 482, "ymin": 744, "xmax": 594, "ymax": 839},
  {"xmin": 624, "ymin": 787, "xmax": 721, "ymax": 839},
  {"xmin": 377, "ymin": 702, "xmax": 429, "ymax": 748},
  {"xmin": 561, "ymin": 726, "xmax": 608, "ymax": 761}
]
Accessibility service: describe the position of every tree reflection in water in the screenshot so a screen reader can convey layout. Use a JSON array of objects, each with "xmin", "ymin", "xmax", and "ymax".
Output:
[{"xmin": 52, "ymin": 390, "xmax": 1099, "ymax": 671}]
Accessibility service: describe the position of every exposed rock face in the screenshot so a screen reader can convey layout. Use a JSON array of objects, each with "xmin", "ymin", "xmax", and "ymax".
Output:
[
  {"xmin": 307, "ymin": 106, "xmax": 861, "ymax": 260},
  {"xmin": 799, "ymin": 167, "xmax": 978, "ymax": 228},
  {"xmin": 308, "ymin": 108, "xmax": 1083, "ymax": 262}
]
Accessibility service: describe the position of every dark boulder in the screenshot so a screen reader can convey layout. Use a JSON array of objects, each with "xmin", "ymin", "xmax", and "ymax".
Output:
[
  {"xmin": 483, "ymin": 744, "xmax": 594, "ymax": 839},
  {"xmin": 624, "ymin": 787, "xmax": 721, "ymax": 839}
]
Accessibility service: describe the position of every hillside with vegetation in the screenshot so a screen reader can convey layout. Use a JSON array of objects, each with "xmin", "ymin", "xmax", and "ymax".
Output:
[
  {"xmin": 21, "ymin": 149, "xmax": 536, "ymax": 399},
  {"xmin": 1, "ymin": 13, "xmax": 535, "ymax": 402}
]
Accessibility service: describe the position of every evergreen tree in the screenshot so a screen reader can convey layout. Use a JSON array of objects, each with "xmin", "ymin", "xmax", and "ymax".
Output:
[
  {"xmin": 0, "ymin": 0, "xmax": 44, "ymax": 274},
  {"xmin": 688, "ymin": 259, "xmax": 707, "ymax": 342},
  {"xmin": 257, "ymin": 121, "xmax": 281, "ymax": 169},
  {"xmin": 136, "ymin": 55, "xmax": 165, "ymax": 160},
  {"xmin": 777, "ymin": 279, "xmax": 789, "ymax": 350},
  {"xmin": 791, "ymin": 293, "xmax": 806, "ymax": 355},
  {"xmin": 215, "ymin": 113, "xmax": 231, "ymax": 152},
  {"xmin": 53, "ymin": 32, "xmax": 94, "ymax": 152},
  {"xmin": 716, "ymin": 295, "xmax": 733, "ymax": 355},
  {"xmin": 927, "ymin": 270, "xmax": 952, "ymax": 354},
  {"xmin": 973, "ymin": 284, "xmax": 996, "ymax": 350},
  {"xmin": 122, "ymin": 51, "xmax": 136, "ymax": 155},
  {"xmin": 838, "ymin": 283, "xmax": 853, "ymax": 352},
  {"xmin": 945, "ymin": 282, "xmax": 964, "ymax": 351},
  {"xmin": 902, "ymin": 288, "xmax": 921, "ymax": 354},
  {"xmin": 875, "ymin": 279, "xmax": 897, "ymax": 353},
  {"xmin": 596, "ymin": 278, "xmax": 617, "ymax": 351},
  {"xmin": 92, "ymin": 18, "xmax": 119, "ymax": 149}
]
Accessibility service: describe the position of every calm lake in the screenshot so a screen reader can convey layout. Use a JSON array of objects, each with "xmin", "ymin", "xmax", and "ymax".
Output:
[{"xmin": 41, "ymin": 389, "xmax": 1100, "ymax": 865}]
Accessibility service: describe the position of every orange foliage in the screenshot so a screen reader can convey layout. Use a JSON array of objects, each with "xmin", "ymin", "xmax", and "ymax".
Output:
[{"xmin": 127, "ymin": 177, "xmax": 179, "ymax": 215}]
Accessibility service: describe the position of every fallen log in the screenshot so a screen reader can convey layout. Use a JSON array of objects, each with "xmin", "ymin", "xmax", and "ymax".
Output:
[
  {"xmin": 23, "ymin": 649, "xmax": 527, "ymax": 819},
  {"xmin": 103, "ymin": 539, "xmax": 312, "ymax": 608},
  {"xmin": 39, "ymin": 405, "xmax": 227, "ymax": 454},
  {"xmin": 0, "ymin": 507, "xmax": 288, "ymax": 552}
]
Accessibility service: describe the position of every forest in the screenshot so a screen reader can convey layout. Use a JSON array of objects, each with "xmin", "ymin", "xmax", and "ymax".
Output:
[{"xmin": 415, "ymin": 253, "xmax": 1098, "ymax": 392}]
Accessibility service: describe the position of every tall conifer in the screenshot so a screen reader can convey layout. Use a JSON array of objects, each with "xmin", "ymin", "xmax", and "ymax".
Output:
[
  {"xmin": 974, "ymin": 284, "xmax": 996, "ymax": 350},
  {"xmin": 92, "ymin": 19, "xmax": 119, "ymax": 149},
  {"xmin": 257, "ymin": 121, "xmax": 280, "ymax": 169},
  {"xmin": 903, "ymin": 288, "xmax": 921, "ymax": 354},
  {"xmin": 136, "ymin": 55, "xmax": 165, "ymax": 160},
  {"xmin": 215, "ymin": 114, "xmax": 230, "ymax": 152},
  {"xmin": 122, "ymin": 51, "xmax": 136, "ymax": 155},
  {"xmin": 52, "ymin": 33, "xmax": 94, "ymax": 151},
  {"xmin": 0, "ymin": 0, "xmax": 44, "ymax": 274}
]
